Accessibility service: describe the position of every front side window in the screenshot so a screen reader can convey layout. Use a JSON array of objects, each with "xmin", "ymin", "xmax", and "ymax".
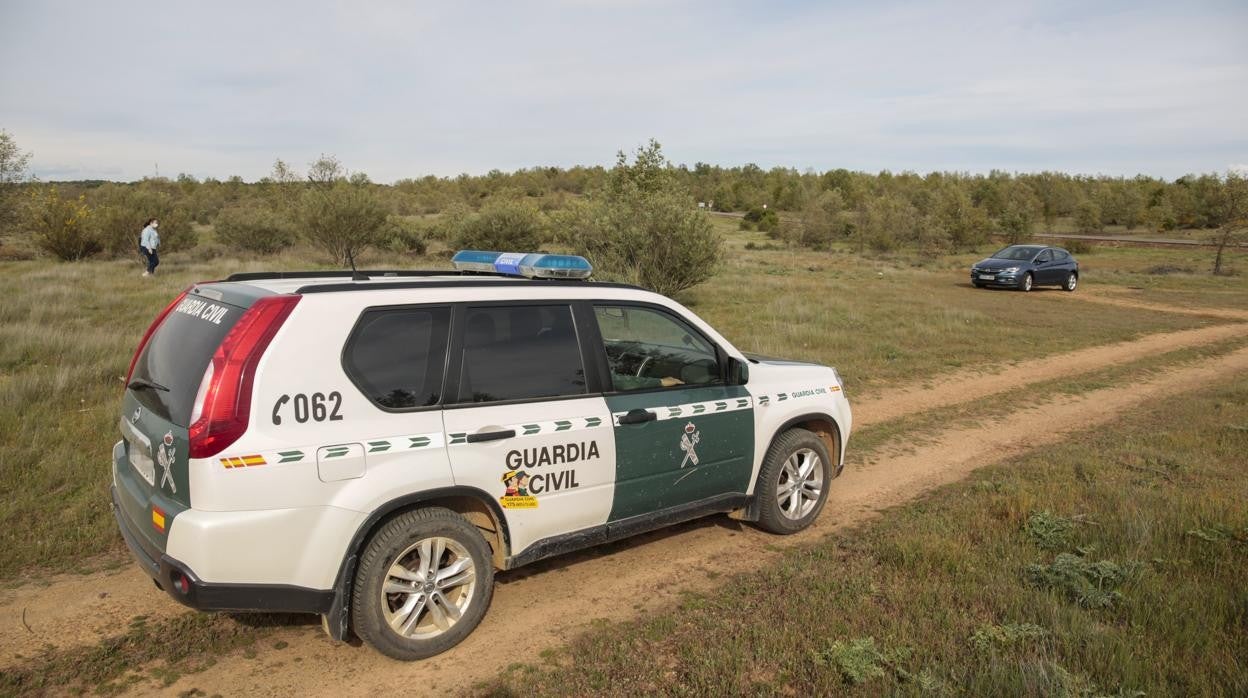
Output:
[
  {"xmin": 457, "ymin": 305, "xmax": 586, "ymax": 403},
  {"xmin": 1036, "ymin": 249, "xmax": 1053, "ymax": 263},
  {"xmin": 593, "ymin": 305, "xmax": 722, "ymax": 392},
  {"xmin": 345, "ymin": 307, "xmax": 451, "ymax": 409}
]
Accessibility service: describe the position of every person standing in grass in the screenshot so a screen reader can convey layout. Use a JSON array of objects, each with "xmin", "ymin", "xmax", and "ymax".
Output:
[{"xmin": 139, "ymin": 218, "xmax": 160, "ymax": 277}]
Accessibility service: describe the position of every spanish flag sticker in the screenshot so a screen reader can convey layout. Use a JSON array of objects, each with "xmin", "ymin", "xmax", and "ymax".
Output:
[
  {"xmin": 219, "ymin": 455, "xmax": 268, "ymax": 469},
  {"xmin": 152, "ymin": 506, "xmax": 166, "ymax": 533}
]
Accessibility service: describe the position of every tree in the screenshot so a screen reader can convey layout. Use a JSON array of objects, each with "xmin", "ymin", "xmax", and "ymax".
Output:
[
  {"xmin": 1210, "ymin": 172, "xmax": 1247, "ymax": 276},
  {"xmin": 998, "ymin": 182, "xmax": 1041, "ymax": 244},
  {"xmin": 1074, "ymin": 199, "xmax": 1102, "ymax": 232},
  {"xmin": 784, "ymin": 189, "xmax": 846, "ymax": 249},
  {"xmin": 0, "ymin": 129, "xmax": 32, "ymax": 231},
  {"xmin": 297, "ymin": 181, "xmax": 388, "ymax": 266},
  {"xmin": 307, "ymin": 154, "xmax": 345, "ymax": 187},
  {"xmin": 553, "ymin": 140, "xmax": 721, "ymax": 296}
]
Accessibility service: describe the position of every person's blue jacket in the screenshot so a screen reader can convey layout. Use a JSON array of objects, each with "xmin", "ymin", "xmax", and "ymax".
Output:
[{"xmin": 140, "ymin": 225, "xmax": 160, "ymax": 250}]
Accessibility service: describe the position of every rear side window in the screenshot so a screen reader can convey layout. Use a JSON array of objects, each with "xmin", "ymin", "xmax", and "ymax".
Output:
[
  {"xmin": 457, "ymin": 305, "xmax": 586, "ymax": 403},
  {"xmin": 345, "ymin": 307, "xmax": 451, "ymax": 410},
  {"xmin": 130, "ymin": 297, "xmax": 246, "ymax": 425}
]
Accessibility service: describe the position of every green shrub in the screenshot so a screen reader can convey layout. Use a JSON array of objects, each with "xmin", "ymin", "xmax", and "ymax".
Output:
[
  {"xmin": 213, "ymin": 203, "xmax": 295, "ymax": 253},
  {"xmin": 22, "ymin": 187, "xmax": 101, "ymax": 260},
  {"xmin": 384, "ymin": 216, "xmax": 430, "ymax": 255},
  {"xmin": 1064, "ymin": 239, "xmax": 1095, "ymax": 255},
  {"xmin": 444, "ymin": 197, "xmax": 546, "ymax": 251},
  {"xmin": 87, "ymin": 183, "xmax": 196, "ymax": 256},
  {"xmin": 744, "ymin": 205, "xmax": 779, "ymax": 232},
  {"xmin": 553, "ymin": 141, "xmax": 721, "ymax": 296},
  {"xmin": 297, "ymin": 182, "xmax": 388, "ymax": 265}
]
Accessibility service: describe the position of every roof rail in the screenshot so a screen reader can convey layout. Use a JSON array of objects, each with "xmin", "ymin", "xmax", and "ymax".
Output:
[
  {"xmin": 226, "ymin": 270, "xmax": 461, "ymax": 282},
  {"xmin": 294, "ymin": 278, "xmax": 643, "ymax": 294}
]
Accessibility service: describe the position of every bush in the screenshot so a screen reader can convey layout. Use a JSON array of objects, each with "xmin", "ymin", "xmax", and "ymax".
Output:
[
  {"xmin": 443, "ymin": 197, "xmax": 546, "ymax": 251},
  {"xmin": 88, "ymin": 183, "xmax": 196, "ymax": 256},
  {"xmin": 22, "ymin": 187, "xmax": 101, "ymax": 260},
  {"xmin": 297, "ymin": 182, "xmax": 389, "ymax": 265},
  {"xmin": 213, "ymin": 203, "xmax": 295, "ymax": 253},
  {"xmin": 384, "ymin": 216, "xmax": 430, "ymax": 256},
  {"xmin": 744, "ymin": 205, "xmax": 779, "ymax": 233},
  {"xmin": 556, "ymin": 184, "xmax": 723, "ymax": 295}
]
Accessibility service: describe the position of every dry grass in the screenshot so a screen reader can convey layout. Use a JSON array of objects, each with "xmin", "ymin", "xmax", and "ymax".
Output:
[
  {"xmin": 477, "ymin": 374, "xmax": 1248, "ymax": 697},
  {"xmin": 0, "ymin": 230, "xmax": 1236, "ymax": 579}
]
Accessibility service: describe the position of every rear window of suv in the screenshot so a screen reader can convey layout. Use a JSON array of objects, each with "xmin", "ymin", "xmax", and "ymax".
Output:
[
  {"xmin": 129, "ymin": 296, "xmax": 247, "ymax": 425},
  {"xmin": 344, "ymin": 307, "xmax": 452, "ymax": 410}
]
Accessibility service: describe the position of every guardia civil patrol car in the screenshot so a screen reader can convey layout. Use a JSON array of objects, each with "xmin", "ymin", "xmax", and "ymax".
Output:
[{"xmin": 112, "ymin": 250, "xmax": 852, "ymax": 660}]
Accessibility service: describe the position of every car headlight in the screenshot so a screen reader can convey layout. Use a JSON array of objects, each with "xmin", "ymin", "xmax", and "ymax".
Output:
[{"xmin": 1001, "ymin": 267, "xmax": 1020, "ymax": 273}]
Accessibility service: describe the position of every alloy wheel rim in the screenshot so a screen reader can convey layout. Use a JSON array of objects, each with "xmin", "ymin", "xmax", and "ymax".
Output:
[
  {"xmin": 1068, "ymin": 274, "xmax": 1077, "ymax": 290},
  {"xmin": 381, "ymin": 536, "xmax": 476, "ymax": 640},
  {"xmin": 1024, "ymin": 275, "xmax": 1032, "ymax": 291},
  {"xmin": 777, "ymin": 448, "xmax": 824, "ymax": 520}
]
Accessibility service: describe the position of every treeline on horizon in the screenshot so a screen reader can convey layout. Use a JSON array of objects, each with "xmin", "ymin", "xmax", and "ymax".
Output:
[
  {"xmin": 20, "ymin": 162, "xmax": 1240, "ymax": 232},
  {"xmin": 1, "ymin": 134, "xmax": 1244, "ymax": 285}
]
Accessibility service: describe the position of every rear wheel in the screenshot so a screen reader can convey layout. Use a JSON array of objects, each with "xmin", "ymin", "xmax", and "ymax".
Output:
[
  {"xmin": 1019, "ymin": 272, "xmax": 1034, "ymax": 292},
  {"xmin": 352, "ymin": 507, "xmax": 494, "ymax": 661},
  {"xmin": 1064, "ymin": 272, "xmax": 1078, "ymax": 292},
  {"xmin": 755, "ymin": 428, "xmax": 833, "ymax": 534}
]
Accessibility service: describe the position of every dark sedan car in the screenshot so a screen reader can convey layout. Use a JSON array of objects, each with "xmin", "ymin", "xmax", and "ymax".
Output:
[{"xmin": 971, "ymin": 245, "xmax": 1079, "ymax": 292}]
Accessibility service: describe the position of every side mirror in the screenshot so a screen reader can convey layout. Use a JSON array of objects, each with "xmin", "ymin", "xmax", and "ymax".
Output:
[{"xmin": 728, "ymin": 356, "xmax": 749, "ymax": 385}]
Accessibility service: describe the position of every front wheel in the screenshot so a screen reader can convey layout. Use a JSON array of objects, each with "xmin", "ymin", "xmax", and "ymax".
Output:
[
  {"xmin": 352, "ymin": 507, "xmax": 494, "ymax": 661},
  {"xmin": 755, "ymin": 428, "xmax": 833, "ymax": 534},
  {"xmin": 1064, "ymin": 272, "xmax": 1078, "ymax": 292},
  {"xmin": 1019, "ymin": 272, "xmax": 1034, "ymax": 292}
]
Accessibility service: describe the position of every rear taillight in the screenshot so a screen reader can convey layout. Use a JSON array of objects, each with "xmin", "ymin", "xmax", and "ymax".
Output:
[
  {"xmin": 187, "ymin": 295, "xmax": 300, "ymax": 458},
  {"xmin": 125, "ymin": 287, "xmax": 192, "ymax": 388}
]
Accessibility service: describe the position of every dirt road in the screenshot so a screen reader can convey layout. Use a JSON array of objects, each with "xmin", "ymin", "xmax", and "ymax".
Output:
[{"xmin": 2, "ymin": 319, "xmax": 1245, "ymax": 695}]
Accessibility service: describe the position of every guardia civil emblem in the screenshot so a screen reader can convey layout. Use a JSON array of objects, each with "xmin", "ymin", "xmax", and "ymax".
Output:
[
  {"xmin": 679, "ymin": 422, "xmax": 701, "ymax": 468},
  {"xmin": 156, "ymin": 431, "xmax": 177, "ymax": 493}
]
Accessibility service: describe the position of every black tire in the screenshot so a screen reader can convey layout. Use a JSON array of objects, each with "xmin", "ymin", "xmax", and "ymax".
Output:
[
  {"xmin": 972, "ymin": 282, "xmax": 984, "ymax": 288},
  {"xmin": 352, "ymin": 507, "xmax": 494, "ymax": 661},
  {"xmin": 1019, "ymin": 272, "xmax": 1034, "ymax": 292},
  {"xmin": 755, "ymin": 428, "xmax": 834, "ymax": 534},
  {"xmin": 1064, "ymin": 272, "xmax": 1078, "ymax": 292}
]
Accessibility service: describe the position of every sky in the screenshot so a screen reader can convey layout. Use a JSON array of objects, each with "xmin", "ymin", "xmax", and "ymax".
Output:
[{"xmin": 1, "ymin": 0, "xmax": 1246, "ymax": 182}]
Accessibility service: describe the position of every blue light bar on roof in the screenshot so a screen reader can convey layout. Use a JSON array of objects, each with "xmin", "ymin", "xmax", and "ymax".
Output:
[{"xmin": 451, "ymin": 250, "xmax": 592, "ymax": 279}]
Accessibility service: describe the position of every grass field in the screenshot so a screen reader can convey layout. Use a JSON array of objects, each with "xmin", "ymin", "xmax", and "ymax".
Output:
[
  {"xmin": 478, "ymin": 373, "xmax": 1248, "ymax": 697},
  {"xmin": 2, "ymin": 229, "xmax": 1241, "ymax": 580}
]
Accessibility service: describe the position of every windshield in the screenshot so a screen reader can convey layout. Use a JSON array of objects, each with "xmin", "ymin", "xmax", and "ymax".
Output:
[
  {"xmin": 991, "ymin": 246, "xmax": 1043, "ymax": 261},
  {"xmin": 129, "ymin": 296, "xmax": 247, "ymax": 425}
]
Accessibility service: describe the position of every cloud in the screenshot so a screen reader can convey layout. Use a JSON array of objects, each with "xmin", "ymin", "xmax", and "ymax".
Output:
[{"xmin": 0, "ymin": 0, "xmax": 1245, "ymax": 181}]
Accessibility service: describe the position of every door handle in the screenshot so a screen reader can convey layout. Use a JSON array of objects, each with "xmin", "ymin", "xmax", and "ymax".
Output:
[
  {"xmin": 617, "ymin": 409, "xmax": 657, "ymax": 425},
  {"xmin": 466, "ymin": 429, "xmax": 516, "ymax": 443}
]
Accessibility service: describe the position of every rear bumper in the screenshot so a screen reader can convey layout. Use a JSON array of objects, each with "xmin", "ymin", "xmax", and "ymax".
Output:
[{"xmin": 111, "ymin": 485, "xmax": 333, "ymax": 615}]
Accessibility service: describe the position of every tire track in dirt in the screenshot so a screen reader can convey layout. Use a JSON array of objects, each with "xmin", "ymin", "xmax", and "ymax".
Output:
[
  {"xmin": 851, "ymin": 322, "xmax": 1245, "ymax": 427},
  {"xmin": 156, "ymin": 344, "xmax": 1248, "ymax": 697},
  {"xmin": 0, "ymin": 321, "xmax": 1243, "ymax": 678},
  {"xmin": 1065, "ymin": 287, "xmax": 1248, "ymax": 321}
]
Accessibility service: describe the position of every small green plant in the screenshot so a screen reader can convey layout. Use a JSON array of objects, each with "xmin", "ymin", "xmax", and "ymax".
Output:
[
  {"xmin": 812, "ymin": 636, "xmax": 910, "ymax": 685},
  {"xmin": 1024, "ymin": 510, "xmax": 1076, "ymax": 550},
  {"xmin": 969, "ymin": 623, "xmax": 1049, "ymax": 652},
  {"xmin": 1026, "ymin": 551, "xmax": 1141, "ymax": 609}
]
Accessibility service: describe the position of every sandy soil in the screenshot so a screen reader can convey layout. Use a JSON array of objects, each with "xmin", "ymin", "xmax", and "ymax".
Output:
[{"xmin": 1, "ymin": 316, "xmax": 1244, "ymax": 695}]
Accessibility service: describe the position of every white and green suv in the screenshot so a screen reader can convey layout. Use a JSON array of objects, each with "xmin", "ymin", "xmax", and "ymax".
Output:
[{"xmin": 111, "ymin": 251, "xmax": 852, "ymax": 660}]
